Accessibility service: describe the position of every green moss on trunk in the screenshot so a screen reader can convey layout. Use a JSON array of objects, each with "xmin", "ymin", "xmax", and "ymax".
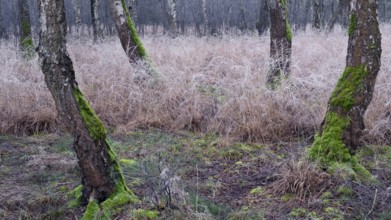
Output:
[
  {"xmin": 308, "ymin": 112, "xmax": 374, "ymax": 183},
  {"xmin": 348, "ymin": 14, "xmax": 357, "ymax": 37},
  {"xmin": 330, "ymin": 65, "xmax": 367, "ymax": 112},
  {"xmin": 72, "ymin": 88, "xmax": 106, "ymax": 140}
]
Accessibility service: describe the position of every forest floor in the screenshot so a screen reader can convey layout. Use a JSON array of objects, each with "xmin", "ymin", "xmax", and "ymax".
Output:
[{"xmin": 1, "ymin": 130, "xmax": 390, "ymax": 219}]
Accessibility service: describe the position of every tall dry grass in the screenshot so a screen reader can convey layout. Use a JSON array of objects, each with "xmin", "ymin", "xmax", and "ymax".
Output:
[{"xmin": 0, "ymin": 25, "xmax": 390, "ymax": 143}]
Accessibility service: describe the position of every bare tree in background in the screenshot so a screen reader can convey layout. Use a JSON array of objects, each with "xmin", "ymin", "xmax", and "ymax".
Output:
[
  {"xmin": 128, "ymin": 0, "xmax": 138, "ymax": 23},
  {"xmin": 309, "ymin": 0, "xmax": 382, "ymax": 180},
  {"xmin": 313, "ymin": 0, "xmax": 324, "ymax": 29},
  {"xmin": 267, "ymin": 0, "xmax": 292, "ymax": 88},
  {"xmin": 37, "ymin": 0, "xmax": 137, "ymax": 217},
  {"xmin": 239, "ymin": 0, "xmax": 248, "ymax": 32},
  {"xmin": 18, "ymin": 0, "xmax": 33, "ymax": 56},
  {"xmin": 91, "ymin": 0, "xmax": 103, "ymax": 43},
  {"xmin": 73, "ymin": 0, "xmax": 81, "ymax": 33},
  {"xmin": 201, "ymin": 0, "xmax": 208, "ymax": 35},
  {"xmin": 327, "ymin": 0, "xmax": 348, "ymax": 31},
  {"xmin": 256, "ymin": 0, "xmax": 269, "ymax": 35}
]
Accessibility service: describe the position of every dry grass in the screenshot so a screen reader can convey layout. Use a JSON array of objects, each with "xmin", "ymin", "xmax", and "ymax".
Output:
[
  {"xmin": 268, "ymin": 160, "xmax": 332, "ymax": 201},
  {"xmin": 0, "ymin": 25, "xmax": 390, "ymax": 143}
]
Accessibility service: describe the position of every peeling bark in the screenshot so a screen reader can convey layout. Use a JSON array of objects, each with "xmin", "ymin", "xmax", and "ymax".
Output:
[
  {"xmin": 37, "ymin": 0, "xmax": 135, "ymax": 208},
  {"xmin": 267, "ymin": 0, "xmax": 292, "ymax": 88}
]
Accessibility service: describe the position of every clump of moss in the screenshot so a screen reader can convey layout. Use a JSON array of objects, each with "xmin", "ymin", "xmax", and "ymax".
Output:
[
  {"xmin": 330, "ymin": 65, "xmax": 367, "ymax": 112},
  {"xmin": 348, "ymin": 14, "xmax": 357, "ymax": 37},
  {"xmin": 67, "ymin": 185, "xmax": 82, "ymax": 208},
  {"xmin": 72, "ymin": 88, "xmax": 106, "ymax": 140},
  {"xmin": 134, "ymin": 209, "xmax": 158, "ymax": 219},
  {"xmin": 308, "ymin": 112, "xmax": 373, "ymax": 183},
  {"xmin": 81, "ymin": 201, "xmax": 99, "ymax": 220}
]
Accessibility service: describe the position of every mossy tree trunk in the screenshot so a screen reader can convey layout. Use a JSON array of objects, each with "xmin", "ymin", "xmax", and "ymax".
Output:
[
  {"xmin": 37, "ymin": 0, "xmax": 137, "ymax": 217},
  {"xmin": 256, "ymin": 0, "xmax": 270, "ymax": 36},
  {"xmin": 107, "ymin": 0, "xmax": 150, "ymax": 63},
  {"xmin": 18, "ymin": 0, "xmax": 34, "ymax": 57},
  {"xmin": 309, "ymin": 0, "xmax": 382, "ymax": 181},
  {"xmin": 91, "ymin": 0, "xmax": 103, "ymax": 43},
  {"xmin": 267, "ymin": 0, "xmax": 292, "ymax": 88}
]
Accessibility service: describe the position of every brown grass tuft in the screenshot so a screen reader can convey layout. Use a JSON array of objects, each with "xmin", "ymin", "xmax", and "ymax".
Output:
[{"xmin": 268, "ymin": 160, "xmax": 332, "ymax": 201}]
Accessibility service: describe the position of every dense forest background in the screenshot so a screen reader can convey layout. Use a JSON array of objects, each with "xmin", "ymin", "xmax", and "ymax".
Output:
[{"xmin": 1, "ymin": 0, "xmax": 391, "ymax": 39}]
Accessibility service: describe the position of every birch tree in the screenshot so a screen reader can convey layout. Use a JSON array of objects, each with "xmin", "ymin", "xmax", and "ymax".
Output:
[
  {"xmin": 91, "ymin": 0, "xmax": 103, "ymax": 42},
  {"xmin": 309, "ymin": 0, "xmax": 382, "ymax": 181},
  {"xmin": 37, "ymin": 0, "xmax": 138, "ymax": 217},
  {"xmin": 201, "ymin": 0, "xmax": 208, "ymax": 35},
  {"xmin": 267, "ymin": 0, "xmax": 292, "ymax": 88},
  {"xmin": 73, "ymin": 0, "xmax": 81, "ymax": 33}
]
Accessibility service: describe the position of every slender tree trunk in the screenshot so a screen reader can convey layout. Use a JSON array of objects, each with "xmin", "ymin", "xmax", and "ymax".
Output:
[
  {"xmin": 313, "ymin": 0, "xmax": 323, "ymax": 29},
  {"xmin": 128, "ymin": 0, "xmax": 138, "ymax": 23},
  {"xmin": 239, "ymin": 0, "xmax": 248, "ymax": 32},
  {"xmin": 309, "ymin": 0, "xmax": 382, "ymax": 181},
  {"xmin": 73, "ymin": 0, "xmax": 81, "ymax": 33},
  {"xmin": 18, "ymin": 0, "xmax": 33, "ymax": 56},
  {"xmin": 267, "ymin": 0, "xmax": 292, "ymax": 88},
  {"xmin": 167, "ymin": 0, "xmax": 178, "ymax": 37},
  {"xmin": 256, "ymin": 0, "xmax": 270, "ymax": 36},
  {"xmin": 91, "ymin": 0, "xmax": 103, "ymax": 43},
  {"xmin": 37, "ymin": 0, "xmax": 137, "ymax": 217},
  {"xmin": 201, "ymin": 0, "xmax": 208, "ymax": 35},
  {"xmin": 327, "ymin": 0, "xmax": 348, "ymax": 31},
  {"xmin": 107, "ymin": 0, "xmax": 149, "ymax": 63}
]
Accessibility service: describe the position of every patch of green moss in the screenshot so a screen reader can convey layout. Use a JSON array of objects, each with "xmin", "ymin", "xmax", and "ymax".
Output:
[
  {"xmin": 289, "ymin": 207, "xmax": 307, "ymax": 218},
  {"xmin": 120, "ymin": 158, "xmax": 137, "ymax": 167},
  {"xmin": 330, "ymin": 65, "xmax": 367, "ymax": 112},
  {"xmin": 81, "ymin": 201, "xmax": 100, "ymax": 220},
  {"xmin": 348, "ymin": 14, "xmax": 357, "ymax": 37},
  {"xmin": 308, "ymin": 112, "xmax": 374, "ymax": 183},
  {"xmin": 135, "ymin": 209, "xmax": 158, "ymax": 219},
  {"xmin": 67, "ymin": 185, "xmax": 82, "ymax": 208},
  {"xmin": 324, "ymin": 206, "xmax": 343, "ymax": 220},
  {"xmin": 72, "ymin": 88, "xmax": 106, "ymax": 140},
  {"xmin": 337, "ymin": 185, "xmax": 352, "ymax": 197},
  {"xmin": 21, "ymin": 36, "xmax": 33, "ymax": 50},
  {"xmin": 249, "ymin": 186, "xmax": 265, "ymax": 195},
  {"xmin": 281, "ymin": 193, "xmax": 293, "ymax": 202}
]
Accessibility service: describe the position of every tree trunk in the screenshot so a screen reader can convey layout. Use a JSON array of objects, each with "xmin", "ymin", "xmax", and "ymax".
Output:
[
  {"xmin": 91, "ymin": 0, "xmax": 103, "ymax": 43},
  {"xmin": 267, "ymin": 0, "xmax": 292, "ymax": 88},
  {"xmin": 309, "ymin": 0, "xmax": 382, "ymax": 181},
  {"xmin": 18, "ymin": 0, "xmax": 33, "ymax": 56},
  {"xmin": 167, "ymin": 0, "xmax": 178, "ymax": 37},
  {"xmin": 327, "ymin": 0, "xmax": 348, "ymax": 31},
  {"xmin": 73, "ymin": 0, "xmax": 81, "ymax": 33},
  {"xmin": 107, "ymin": 0, "xmax": 148, "ymax": 63},
  {"xmin": 201, "ymin": 0, "xmax": 208, "ymax": 35},
  {"xmin": 239, "ymin": 0, "xmax": 248, "ymax": 32},
  {"xmin": 313, "ymin": 0, "xmax": 323, "ymax": 29},
  {"xmin": 128, "ymin": 0, "xmax": 138, "ymax": 23},
  {"xmin": 37, "ymin": 0, "xmax": 137, "ymax": 217},
  {"xmin": 256, "ymin": 0, "xmax": 270, "ymax": 36}
]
